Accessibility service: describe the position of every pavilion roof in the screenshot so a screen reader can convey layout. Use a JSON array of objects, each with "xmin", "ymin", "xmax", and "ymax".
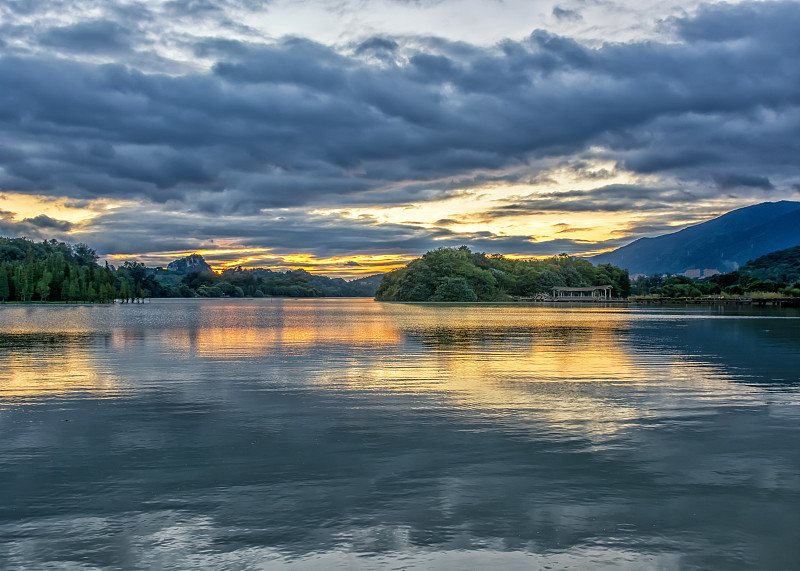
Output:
[{"xmin": 552, "ymin": 286, "xmax": 612, "ymax": 292}]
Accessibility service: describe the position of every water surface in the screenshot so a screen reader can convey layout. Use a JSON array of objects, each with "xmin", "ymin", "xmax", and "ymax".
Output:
[{"xmin": 1, "ymin": 299, "xmax": 799, "ymax": 569}]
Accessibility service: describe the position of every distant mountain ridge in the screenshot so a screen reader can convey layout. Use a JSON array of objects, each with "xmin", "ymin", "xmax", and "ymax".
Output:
[
  {"xmin": 590, "ymin": 201, "xmax": 800, "ymax": 275},
  {"xmin": 155, "ymin": 253, "xmax": 384, "ymax": 296}
]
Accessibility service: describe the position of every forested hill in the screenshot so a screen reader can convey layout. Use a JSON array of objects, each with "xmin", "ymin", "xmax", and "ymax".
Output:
[
  {"xmin": 0, "ymin": 237, "xmax": 116, "ymax": 302},
  {"xmin": 375, "ymin": 246, "xmax": 630, "ymax": 302},
  {"xmin": 740, "ymin": 245, "xmax": 800, "ymax": 283}
]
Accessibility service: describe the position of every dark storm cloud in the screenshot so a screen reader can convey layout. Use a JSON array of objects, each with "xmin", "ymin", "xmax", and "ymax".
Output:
[
  {"xmin": 72, "ymin": 205, "xmax": 603, "ymax": 259},
  {"xmin": 2, "ymin": 0, "xmax": 54, "ymax": 16},
  {"xmin": 74, "ymin": 207, "xmax": 447, "ymax": 257},
  {"xmin": 712, "ymin": 173, "xmax": 773, "ymax": 191},
  {"xmin": 22, "ymin": 214, "xmax": 73, "ymax": 230},
  {"xmin": 610, "ymin": 221, "xmax": 684, "ymax": 236},
  {"xmin": 0, "ymin": 214, "xmax": 72, "ymax": 240},
  {"xmin": 1, "ymin": 1, "xmax": 800, "ymax": 256},
  {"xmin": 482, "ymin": 184, "xmax": 700, "ymax": 218},
  {"xmin": 355, "ymin": 37, "xmax": 400, "ymax": 56},
  {"xmin": 0, "ymin": 1, "xmax": 796, "ymax": 211},
  {"xmin": 39, "ymin": 20, "xmax": 136, "ymax": 54},
  {"xmin": 674, "ymin": 1, "xmax": 799, "ymax": 43},
  {"xmin": 552, "ymin": 7, "xmax": 582, "ymax": 22},
  {"xmin": 566, "ymin": 162, "xmax": 616, "ymax": 180}
]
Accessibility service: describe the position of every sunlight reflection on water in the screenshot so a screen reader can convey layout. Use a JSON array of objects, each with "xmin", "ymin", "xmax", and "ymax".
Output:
[{"xmin": 1, "ymin": 299, "xmax": 799, "ymax": 569}]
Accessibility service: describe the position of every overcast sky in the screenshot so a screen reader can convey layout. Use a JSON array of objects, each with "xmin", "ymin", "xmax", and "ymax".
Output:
[{"xmin": 1, "ymin": 0, "xmax": 798, "ymax": 275}]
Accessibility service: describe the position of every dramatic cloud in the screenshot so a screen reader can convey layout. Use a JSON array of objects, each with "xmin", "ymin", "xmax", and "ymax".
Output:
[
  {"xmin": 0, "ymin": 213, "xmax": 73, "ymax": 240},
  {"xmin": 552, "ymin": 6, "xmax": 582, "ymax": 22},
  {"xmin": 1, "ymin": 0, "xmax": 799, "ymax": 269},
  {"xmin": 39, "ymin": 20, "xmax": 137, "ymax": 54},
  {"xmin": 482, "ymin": 184, "xmax": 705, "ymax": 218},
  {"xmin": 22, "ymin": 214, "xmax": 73, "ymax": 231}
]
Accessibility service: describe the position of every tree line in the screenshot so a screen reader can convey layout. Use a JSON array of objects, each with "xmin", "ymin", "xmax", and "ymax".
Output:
[
  {"xmin": 167, "ymin": 267, "xmax": 382, "ymax": 298},
  {"xmin": 0, "ymin": 237, "xmax": 120, "ymax": 302},
  {"xmin": 631, "ymin": 244, "xmax": 800, "ymax": 298},
  {"xmin": 633, "ymin": 271, "xmax": 800, "ymax": 299},
  {"xmin": 8, "ymin": 236, "xmax": 796, "ymax": 304},
  {"xmin": 0, "ymin": 237, "xmax": 172, "ymax": 303},
  {"xmin": 375, "ymin": 246, "xmax": 630, "ymax": 302},
  {"xmin": 0, "ymin": 237, "xmax": 386, "ymax": 302}
]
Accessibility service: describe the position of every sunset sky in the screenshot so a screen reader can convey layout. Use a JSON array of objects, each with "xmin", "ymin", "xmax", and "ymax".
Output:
[{"xmin": 1, "ymin": 0, "xmax": 799, "ymax": 277}]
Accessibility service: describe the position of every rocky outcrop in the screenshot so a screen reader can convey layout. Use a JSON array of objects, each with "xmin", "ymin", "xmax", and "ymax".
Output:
[{"xmin": 167, "ymin": 253, "xmax": 213, "ymax": 274}]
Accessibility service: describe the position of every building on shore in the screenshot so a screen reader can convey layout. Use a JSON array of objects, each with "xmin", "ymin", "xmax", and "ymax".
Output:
[{"xmin": 551, "ymin": 285, "xmax": 613, "ymax": 301}]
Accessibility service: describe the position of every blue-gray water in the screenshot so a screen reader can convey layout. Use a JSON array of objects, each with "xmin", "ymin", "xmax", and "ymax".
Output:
[{"xmin": 1, "ymin": 299, "xmax": 799, "ymax": 570}]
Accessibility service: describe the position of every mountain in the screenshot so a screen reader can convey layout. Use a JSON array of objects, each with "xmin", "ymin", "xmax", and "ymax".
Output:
[
  {"xmin": 166, "ymin": 253, "xmax": 213, "ymax": 274},
  {"xmin": 590, "ymin": 201, "xmax": 800, "ymax": 275}
]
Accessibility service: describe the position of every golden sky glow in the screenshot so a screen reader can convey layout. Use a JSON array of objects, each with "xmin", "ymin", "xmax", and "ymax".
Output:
[
  {"xmin": 0, "ymin": 192, "xmax": 127, "ymax": 224},
  {"xmin": 1, "ymin": 0, "xmax": 798, "ymax": 282},
  {"xmin": 104, "ymin": 250, "xmax": 419, "ymax": 278},
  {"xmin": 1, "ymin": 157, "xmax": 787, "ymax": 279}
]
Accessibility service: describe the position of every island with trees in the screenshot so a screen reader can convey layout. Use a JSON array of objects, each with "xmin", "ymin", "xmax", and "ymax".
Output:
[{"xmin": 375, "ymin": 246, "xmax": 630, "ymax": 302}]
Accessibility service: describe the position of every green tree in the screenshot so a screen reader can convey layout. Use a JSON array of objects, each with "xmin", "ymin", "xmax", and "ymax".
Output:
[
  {"xmin": 376, "ymin": 246, "xmax": 630, "ymax": 301},
  {"xmin": 0, "ymin": 266, "xmax": 9, "ymax": 301},
  {"xmin": 14, "ymin": 266, "xmax": 33, "ymax": 301},
  {"xmin": 37, "ymin": 271, "xmax": 53, "ymax": 301},
  {"xmin": 431, "ymin": 277, "xmax": 478, "ymax": 302},
  {"xmin": 395, "ymin": 261, "xmax": 437, "ymax": 301},
  {"xmin": 73, "ymin": 243, "xmax": 99, "ymax": 266},
  {"xmin": 0, "ymin": 237, "xmax": 120, "ymax": 303},
  {"xmin": 536, "ymin": 269, "xmax": 567, "ymax": 291},
  {"xmin": 119, "ymin": 280, "xmax": 131, "ymax": 302},
  {"xmin": 68, "ymin": 278, "xmax": 81, "ymax": 302},
  {"xmin": 61, "ymin": 278, "xmax": 71, "ymax": 302}
]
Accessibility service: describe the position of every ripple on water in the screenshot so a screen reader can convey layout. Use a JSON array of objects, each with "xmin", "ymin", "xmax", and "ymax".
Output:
[{"xmin": 1, "ymin": 299, "xmax": 799, "ymax": 569}]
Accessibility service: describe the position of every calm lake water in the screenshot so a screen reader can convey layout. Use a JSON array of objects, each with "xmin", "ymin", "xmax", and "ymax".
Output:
[{"xmin": 1, "ymin": 299, "xmax": 799, "ymax": 570}]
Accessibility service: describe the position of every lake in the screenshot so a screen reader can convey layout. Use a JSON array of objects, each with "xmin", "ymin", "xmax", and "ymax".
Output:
[{"xmin": 1, "ymin": 299, "xmax": 799, "ymax": 569}]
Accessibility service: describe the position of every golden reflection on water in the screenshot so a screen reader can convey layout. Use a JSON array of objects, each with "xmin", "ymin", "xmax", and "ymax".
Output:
[
  {"xmin": 157, "ymin": 310, "xmax": 403, "ymax": 359},
  {"xmin": 0, "ymin": 300, "xmax": 771, "ymax": 430},
  {"xmin": 0, "ymin": 334, "xmax": 120, "ymax": 402},
  {"xmin": 311, "ymin": 304, "xmax": 765, "ymax": 441}
]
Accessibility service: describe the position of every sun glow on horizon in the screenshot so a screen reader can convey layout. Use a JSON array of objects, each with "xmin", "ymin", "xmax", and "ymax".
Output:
[
  {"xmin": 3, "ymin": 160, "xmax": 760, "ymax": 279},
  {"xmin": 0, "ymin": 192, "xmax": 128, "ymax": 225},
  {"xmin": 105, "ymin": 249, "xmax": 418, "ymax": 279}
]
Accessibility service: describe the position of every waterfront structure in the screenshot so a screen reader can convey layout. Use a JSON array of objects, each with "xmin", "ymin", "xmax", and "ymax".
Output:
[{"xmin": 552, "ymin": 285, "xmax": 613, "ymax": 301}]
